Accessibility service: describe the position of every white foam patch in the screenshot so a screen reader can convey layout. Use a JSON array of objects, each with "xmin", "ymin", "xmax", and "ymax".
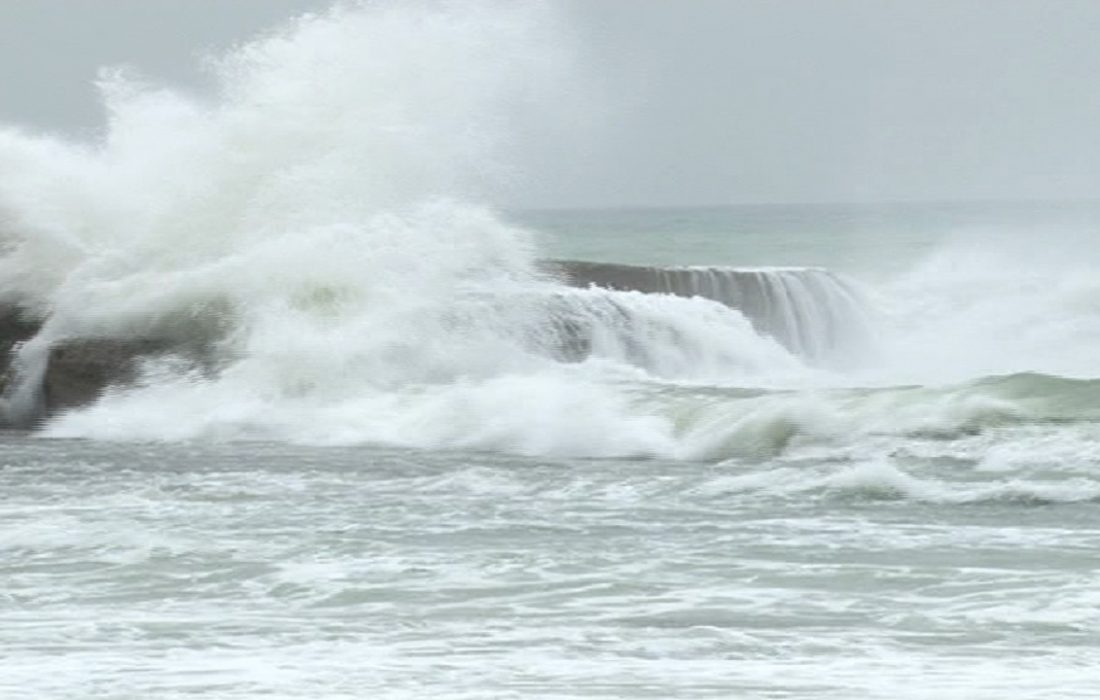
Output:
[{"xmin": 0, "ymin": 1, "xmax": 1098, "ymax": 467}]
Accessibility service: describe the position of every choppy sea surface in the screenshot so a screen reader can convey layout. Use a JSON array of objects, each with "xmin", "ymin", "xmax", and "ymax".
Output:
[
  {"xmin": 1, "ymin": 3, "xmax": 1098, "ymax": 696},
  {"xmin": 4, "ymin": 201, "xmax": 1100, "ymax": 699},
  {"xmin": 4, "ymin": 425, "xmax": 1100, "ymax": 700}
]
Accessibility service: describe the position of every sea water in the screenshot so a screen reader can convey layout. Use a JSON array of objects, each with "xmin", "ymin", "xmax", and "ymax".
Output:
[{"xmin": 2, "ymin": 3, "xmax": 1099, "ymax": 698}]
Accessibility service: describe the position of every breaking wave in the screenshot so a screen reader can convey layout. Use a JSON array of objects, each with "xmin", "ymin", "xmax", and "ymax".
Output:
[{"xmin": 0, "ymin": 0, "xmax": 1097, "ymax": 470}]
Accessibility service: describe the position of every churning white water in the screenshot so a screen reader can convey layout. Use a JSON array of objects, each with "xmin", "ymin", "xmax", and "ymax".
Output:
[
  {"xmin": 0, "ymin": 1, "xmax": 1095, "ymax": 456},
  {"xmin": 1, "ymin": 3, "xmax": 1099, "ymax": 699}
]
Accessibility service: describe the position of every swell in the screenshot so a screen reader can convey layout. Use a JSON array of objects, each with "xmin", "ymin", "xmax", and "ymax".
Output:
[
  {"xmin": 615, "ymin": 372, "xmax": 1100, "ymax": 461},
  {"xmin": 39, "ymin": 365, "xmax": 1100, "ymax": 463},
  {"xmin": 696, "ymin": 460, "xmax": 1100, "ymax": 505}
]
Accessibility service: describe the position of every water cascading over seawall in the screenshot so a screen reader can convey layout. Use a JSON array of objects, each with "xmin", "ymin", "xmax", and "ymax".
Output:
[
  {"xmin": 0, "ymin": 259, "xmax": 871, "ymax": 426},
  {"xmin": 550, "ymin": 260, "xmax": 871, "ymax": 363}
]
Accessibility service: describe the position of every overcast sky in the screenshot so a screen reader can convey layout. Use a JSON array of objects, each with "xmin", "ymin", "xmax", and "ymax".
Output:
[{"xmin": 2, "ymin": 0, "xmax": 1100, "ymax": 207}]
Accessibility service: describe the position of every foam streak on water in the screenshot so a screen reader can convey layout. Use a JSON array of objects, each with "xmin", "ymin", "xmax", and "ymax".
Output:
[{"xmin": 3, "ymin": 437, "xmax": 1100, "ymax": 699}]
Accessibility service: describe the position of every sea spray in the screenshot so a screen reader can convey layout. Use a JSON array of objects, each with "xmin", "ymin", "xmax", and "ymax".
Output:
[
  {"xmin": 870, "ymin": 229, "xmax": 1100, "ymax": 384},
  {"xmin": 1, "ymin": 2, "xmax": 1096, "ymax": 461},
  {"xmin": 0, "ymin": 1, "xmax": 814, "ymax": 450},
  {"xmin": 0, "ymin": 2, "xmax": 562, "ymax": 424}
]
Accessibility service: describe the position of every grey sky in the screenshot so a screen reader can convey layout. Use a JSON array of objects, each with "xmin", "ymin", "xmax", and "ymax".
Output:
[
  {"xmin": 0, "ymin": 0, "xmax": 324, "ymax": 135},
  {"xmin": 2, "ymin": 0, "xmax": 1100, "ymax": 207}
]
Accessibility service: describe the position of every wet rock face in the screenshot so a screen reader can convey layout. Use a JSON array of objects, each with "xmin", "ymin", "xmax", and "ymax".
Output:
[
  {"xmin": 0, "ymin": 306, "xmax": 40, "ymax": 363},
  {"xmin": 0, "ymin": 305, "xmax": 189, "ymax": 425},
  {"xmin": 43, "ymin": 338, "xmax": 176, "ymax": 414},
  {"xmin": 0, "ymin": 306, "xmax": 42, "ymax": 403},
  {"xmin": 550, "ymin": 260, "xmax": 662, "ymax": 293},
  {"xmin": 0, "ymin": 301, "xmax": 223, "ymax": 425},
  {"xmin": 1, "ymin": 261, "xmax": 864, "ymax": 425}
]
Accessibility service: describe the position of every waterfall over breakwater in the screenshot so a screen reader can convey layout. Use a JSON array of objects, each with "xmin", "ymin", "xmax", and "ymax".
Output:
[
  {"xmin": 552, "ymin": 260, "xmax": 872, "ymax": 363},
  {"xmin": 6, "ymin": 0, "xmax": 1092, "ymax": 454},
  {"xmin": 0, "ymin": 254, "xmax": 874, "ymax": 428}
]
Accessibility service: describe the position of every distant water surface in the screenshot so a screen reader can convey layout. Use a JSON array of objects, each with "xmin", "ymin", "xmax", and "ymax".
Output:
[{"xmin": 514, "ymin": 200, "xmax": 1100, "ymax": 278}]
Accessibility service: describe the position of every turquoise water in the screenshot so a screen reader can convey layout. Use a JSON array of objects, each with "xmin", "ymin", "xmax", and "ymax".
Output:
[{"xmin": 516, "ymin": 200, "xmax": 1100, "ymax": 278}]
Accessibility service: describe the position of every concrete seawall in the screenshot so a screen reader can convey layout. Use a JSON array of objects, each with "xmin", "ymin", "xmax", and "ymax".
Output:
[
  {"xmin": 0, "ymin": 261, "xmax": 863, "ymax": 425},
  {"xmin": 550, "ymin": 260, "xmax": 867, "ymax": 360}
]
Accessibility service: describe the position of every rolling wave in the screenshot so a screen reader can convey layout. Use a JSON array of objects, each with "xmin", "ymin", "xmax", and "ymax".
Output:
[{"xmin": 0, "ymin": 1, "xmax": 1096, "ymax": 467}]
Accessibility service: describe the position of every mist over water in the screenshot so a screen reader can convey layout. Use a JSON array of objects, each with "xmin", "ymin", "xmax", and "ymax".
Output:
[
  {"xmin": 0, "ymin": 1, "xmax": 1096, "ymax": 458},
  {"xmin": 2, "ymin": 3, "xmax": 1099, "ymax": 698}
]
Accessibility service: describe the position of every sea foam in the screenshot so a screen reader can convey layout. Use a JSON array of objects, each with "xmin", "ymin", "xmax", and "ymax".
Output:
[{"xmin": 1, "ymin": 2, "xmax": 1098, "ymax": 463}]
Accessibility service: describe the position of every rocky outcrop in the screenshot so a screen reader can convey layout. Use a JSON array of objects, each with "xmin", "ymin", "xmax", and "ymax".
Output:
[
  {"xmin": 0, "ymin": 306, "xmax": 40, "ymax": 365},
  {"xmin": 0, "ymin": 306, "xmax": 43, "ymax": 412},
  {"xmin": 0, "ymin": 305, "xmax": 204, "ymax": 427},
  {"xmin": 0, "ymin": 260, "xmax": 867, "ymax": 426},
  {"xmin": 43, "ymin": 338, "xmax": 178, "ymax": 414}
]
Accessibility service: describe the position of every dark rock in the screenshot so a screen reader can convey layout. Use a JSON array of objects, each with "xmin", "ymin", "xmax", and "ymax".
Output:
[
  {"xmin": 0, "ymin": 304, "xmax": 43, "ymax": 398},
  {"xmin": 549, "ymin": 259, "xmax": 673, "ymax": 294},
  {"xmin": 0, "ymin": 302, "xmax": 222, "ymax": 425},
  {"xmin": 0, "ymin": 305, "xmax": 40, "ymax": 350},
  {"xmin": 43, "ymin": 338, "xmax": 178, "ymax": 414}
]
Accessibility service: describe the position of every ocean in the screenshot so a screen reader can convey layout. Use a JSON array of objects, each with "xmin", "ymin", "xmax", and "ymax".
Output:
[
  {"xmin": 2, "ymin": 4, "xmax": 1099, "ymax": 699},
  {"xmin": 4, "ymin": 202, "xmax": 1100, "ymax": 699}
]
